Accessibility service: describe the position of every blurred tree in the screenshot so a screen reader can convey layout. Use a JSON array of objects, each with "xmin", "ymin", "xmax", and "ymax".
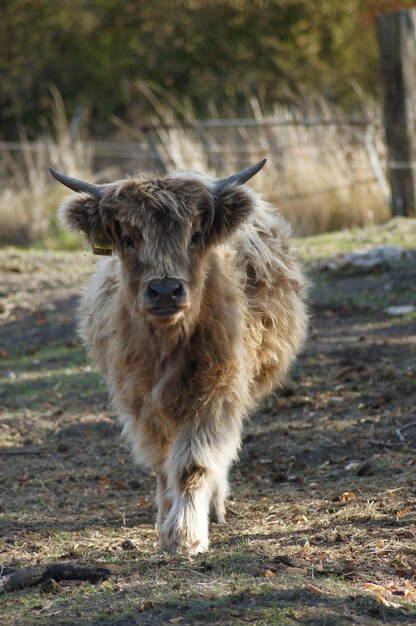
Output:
[{"xmin": 0, "ymin": 0, "xmax": 414, "ymax": 136}]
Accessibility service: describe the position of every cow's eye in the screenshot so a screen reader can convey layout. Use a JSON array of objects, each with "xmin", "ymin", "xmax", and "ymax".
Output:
[
  {"xmin": 122, "ymin": 234, "xmax": 135, "ymax": 249},
  {"xmin": 191, "ymin": 231, "xmax": 202, "ymax": 246}
]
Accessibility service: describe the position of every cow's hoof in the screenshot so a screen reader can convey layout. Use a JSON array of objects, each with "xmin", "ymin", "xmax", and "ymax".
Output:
[
  {"xmin": 210, "ymin": 509, "xmax": 227, "ymax": 525},
  {"xmin": 160, "ymin": 532, "xmax": 209, "ymax": 556},
  {"xmin": 186, "ymin": 538, "xmax": 209, "ymax": 555}
]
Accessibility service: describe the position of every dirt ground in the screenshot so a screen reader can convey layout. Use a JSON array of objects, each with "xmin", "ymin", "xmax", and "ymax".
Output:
[{"xmin": 0, "ymin": 233, "xmax": 416, "ymax": 625}]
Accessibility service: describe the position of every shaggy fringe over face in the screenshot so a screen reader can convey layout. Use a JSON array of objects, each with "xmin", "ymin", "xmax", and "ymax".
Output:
[{"xmin": 58, "ymin": 169, "xmax": 308, "ymax": 555}]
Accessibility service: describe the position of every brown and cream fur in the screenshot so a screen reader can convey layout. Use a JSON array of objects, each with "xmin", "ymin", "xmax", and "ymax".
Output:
[{"xmin": 58, "ymin": 170, "xmax": 308, "ymax": 554}]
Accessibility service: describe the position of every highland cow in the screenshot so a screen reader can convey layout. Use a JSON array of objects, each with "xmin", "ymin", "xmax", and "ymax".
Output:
[{"xmin": 50, "ymin": 159, "xmax": 307, "ymax": 555}]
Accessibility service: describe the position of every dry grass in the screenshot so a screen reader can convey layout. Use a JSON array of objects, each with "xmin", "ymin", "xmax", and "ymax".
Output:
[
  {"xmin": 1, "ymin": 225, "xmax": 416, "ymax": 624},
  {"xmin": 127, "ymin": 85, "xmax": 389, "ymax": 235},
  {"xmin": 0, "ymin": 86, "xmax": 389, "ymax": 246},
  {"xmin": 0, "ymin": 88, "xmax": 92, "ymax": 247}
]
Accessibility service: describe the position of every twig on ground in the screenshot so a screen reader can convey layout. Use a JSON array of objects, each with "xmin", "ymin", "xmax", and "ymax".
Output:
[
  {"xmin": 368, "ymin": 439, "xmax": 400, "ymax": 448},
  {"xmin": 0, "ymin": 562, "xmax": 119, "ymax": 593},
  {"xmin": 400, "ymin": 420, "xmax": 416, "ymax": 432},
  {"xmin": 395, "ymin": 429, "xmax": 405, "ymax": 444},
  {"xmin": 0, "ymin": 446, "xmax": 46, "ymax": 456},
  {"xmin": 394, "ymin": 421, "xmax": 416, "ymax": 444}
]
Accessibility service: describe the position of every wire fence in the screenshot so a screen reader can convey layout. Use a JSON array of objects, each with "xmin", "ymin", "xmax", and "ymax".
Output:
[{"xmin": 0, "ymin": 115, "xmax": 393, "ymax": 236}]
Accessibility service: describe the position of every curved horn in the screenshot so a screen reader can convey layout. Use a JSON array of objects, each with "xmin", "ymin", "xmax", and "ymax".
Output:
[
  {"xmin": 214, "ymin": 158, "xmax": 267, "ymax": 191},
  {"xmin": 49, "ymin": 168, "xmax": 106, "ymax": 199}
]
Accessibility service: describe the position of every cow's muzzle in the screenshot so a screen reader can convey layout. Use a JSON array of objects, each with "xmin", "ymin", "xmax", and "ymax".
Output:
[{"xmin": 145, "ymin": 278, "xmax": 187, "ymax": 316}]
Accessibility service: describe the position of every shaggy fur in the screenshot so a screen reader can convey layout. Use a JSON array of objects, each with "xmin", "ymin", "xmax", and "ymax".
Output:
[{"xmin": 58, "ymin": 170, "xmax": 308, "ymax": 554}]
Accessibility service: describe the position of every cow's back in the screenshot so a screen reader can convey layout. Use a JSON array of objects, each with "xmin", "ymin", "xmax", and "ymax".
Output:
[{"xmin": 234, "ymin": 200, "xmax": 308, "ymax": 401}]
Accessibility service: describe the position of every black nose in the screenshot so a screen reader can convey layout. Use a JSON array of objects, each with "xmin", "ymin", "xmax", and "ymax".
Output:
[{"xmin": 147, "ymin": 279, "xmax": 185, "ymax": 308}]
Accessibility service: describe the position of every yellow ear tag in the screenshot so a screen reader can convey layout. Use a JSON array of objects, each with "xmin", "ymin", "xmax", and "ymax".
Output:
[{"xmin": 92, "ymin": 242, "xmax": 115, "ymax": 256}]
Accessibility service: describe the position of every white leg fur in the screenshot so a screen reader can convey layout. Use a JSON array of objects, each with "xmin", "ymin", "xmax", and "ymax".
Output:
[
  {"xmin": 160, "ymin": 483, "xmax": 211, "ymax": 555},
  {"xmin": 159, "ymin": 420, "xmax": 242, "ymax": 554}
]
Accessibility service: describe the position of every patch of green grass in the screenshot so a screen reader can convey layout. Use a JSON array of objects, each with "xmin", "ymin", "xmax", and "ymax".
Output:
[
  {"xmin": 401, "ymin": 309, "xmax": 416, "ymax": 323},
  {"xmin": 3, "ymin": 343, "xmax": 85, "ymax": 368},
  {"xmin": 297, "ymin": 217, "xmax": 416, "ymax": 261},
  {"xmin": 0, "ymin": 343, "xmax": 100, "ymax": 407},
  {"xmin": 45, "ymin": 217, "xmax": 84, "ymax": 251},
  {"xmin": 0, "ymin": 247, "xmax": 91, "ymax": 293}
]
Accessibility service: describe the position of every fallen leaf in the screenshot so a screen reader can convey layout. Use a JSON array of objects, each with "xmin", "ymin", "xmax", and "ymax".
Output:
[
  {"xmin": 264, "ymin": 569, "xmax": 276, "ymax": 578},
  {"xmin": 333, "ymin": 491, "xmax": 356, "ymax": 502},
  {"xmin": 404, "ymin": 581, "xmax": 416, "ymax": 598},
  {"xmin": 169, "ymin": 618, "xmax": 184, "ymax": 624},
  {"xmin": 376, "ymin": 595, "xmax": 401, "ymax": 608},
  {"xmin": 305, "ymin": 583, "xmax": 327, "ymax": 595},
  {"xmin": 340, "ymin": 491, "xmax": 356, "ymax": 501},
  {"xmin": 139, "ymin": 601, "xmax": 155, "ymax": 612},
  {"xmin": 396, "ymin": 507, "xmax": 413, "ymax": 518},
  {"xmin": 363, "ymin": 583, "xmax": 386, "ymax": 592},
  {"xmin": 41, "ymin": 578, "xmax": 62, "ymax": 594},
  {"xmin": 291, "ymin": 515, "xmax": 308, "ymax": 524},
  {"xmin": 284, "ymin": 565, "xmax": 308, "ymax": 575}
]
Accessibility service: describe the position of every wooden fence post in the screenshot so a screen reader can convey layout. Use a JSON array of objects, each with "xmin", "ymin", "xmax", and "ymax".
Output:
[{"xmin": 376, "ymin": 9, "xmax": 416, "ymax": 217}]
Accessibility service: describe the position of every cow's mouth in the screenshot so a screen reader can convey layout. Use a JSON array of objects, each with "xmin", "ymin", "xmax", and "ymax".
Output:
[{"xmin": 149, "ymin": 307, "xmax": 183, "ymax": 318}]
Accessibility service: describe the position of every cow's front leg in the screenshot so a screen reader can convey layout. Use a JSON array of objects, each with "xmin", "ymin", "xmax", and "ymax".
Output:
[
  {"xmin": 160, "ymin": 463, "xmax": 212, "ymax": 555},
  {"xmin": 160, "ymin": 420, "xmax": 242, "ymax": 555}
]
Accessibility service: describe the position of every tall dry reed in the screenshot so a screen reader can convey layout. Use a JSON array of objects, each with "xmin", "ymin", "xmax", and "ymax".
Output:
[
  {"xmin": 0, "ymin": 86, "xmax": 389, "ymax": 246},
  {"xmin": 129, "ymin": 86, "xmax": 389, "ymax": 235},
  {"xmin": 0, "ymin": 87, "xmax": 93, "ymax": 246}
]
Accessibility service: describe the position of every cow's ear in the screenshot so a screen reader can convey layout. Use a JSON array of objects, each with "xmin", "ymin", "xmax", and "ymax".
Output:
[
  {"xmin": 208, "ymin": 186, "xmax": 255, "ymax": 242},
  {"xmin": 58, "ymin": 194, "xmax": 115, "ymax": 255}
]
